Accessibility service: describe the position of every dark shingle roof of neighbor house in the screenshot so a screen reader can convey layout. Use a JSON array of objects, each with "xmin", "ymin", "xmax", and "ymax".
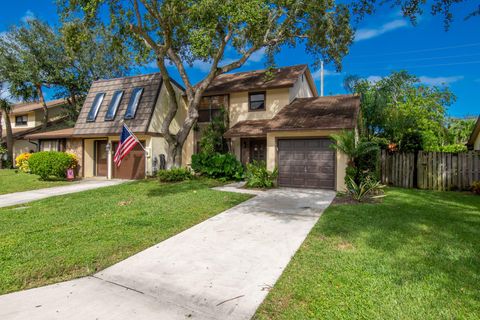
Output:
[
  {"xmin": 224, "ymin": 95, "xmax": 360, "ymax": 138},
  {"xmin": 2, "ymin": 118, "xmax": 70, "ymax": 140},
  {"xmin": 467, "ymin": 116, "xmax": 480, "ymax": 148},
  {"xmin": 25, "ymin": 127, "xmax": 75, "ymax": 140},
  {"xmin": 202, "ymin": 64, "xmax": 314, "ymax": 95},
  {"xmin": 73, "ymin": 73, "xmax": 163, "ymax": 137},
  {"xmin": 10, "ymin": 98, "xmax": 68, "ymax": 115}
]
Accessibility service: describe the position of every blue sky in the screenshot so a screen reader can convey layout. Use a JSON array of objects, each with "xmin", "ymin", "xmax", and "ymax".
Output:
[{"xmin": 1, "ymin": 1, "xmax": 479, "ymax": 117}]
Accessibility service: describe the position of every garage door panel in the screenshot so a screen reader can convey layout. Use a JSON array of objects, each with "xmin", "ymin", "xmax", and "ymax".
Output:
[{"xmin": 278, "ymin": 138, "xmax": 335, "ymax": 189}]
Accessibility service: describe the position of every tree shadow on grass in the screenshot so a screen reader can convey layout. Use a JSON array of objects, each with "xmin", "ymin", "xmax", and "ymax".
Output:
[{"xmin": 146, "ymin": 179, "xmax": 220, "ymax": 197}]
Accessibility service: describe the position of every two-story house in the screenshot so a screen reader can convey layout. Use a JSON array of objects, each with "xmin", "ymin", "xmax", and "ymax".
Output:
[
  {"xmin": 1, "ymin": 99, "xmax": 71, "ymax": 160},
  {"xmin": 71, "ymin": 65, "xmax": 359, "ymax": 190},
  {"xmin": 467, "ymin": 116, "xmax": 480, "ymax": 150},
  {"xmin": 204, "ymin": 65, "xmax": 359, "ymax": 191}
]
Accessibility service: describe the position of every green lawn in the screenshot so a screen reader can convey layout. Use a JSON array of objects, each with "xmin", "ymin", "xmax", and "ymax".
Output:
[
  {"xmin": 0, "ymin": 169, "xmax": 70, "ymax": 195},
  {"xmin": 0, "ymin": 179, "xmax": 251, "ymax": 295},
  {"xmin": 256, "ymin": 188, "xmax": 480, "ymax": 319}
]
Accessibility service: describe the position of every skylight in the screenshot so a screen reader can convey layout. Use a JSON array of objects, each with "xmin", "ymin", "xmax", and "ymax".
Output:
[
  {"xmin": 124, "ymin": 87, "xmax": 144, "ymax": 119},
  {"xmin": 105, "ymin": 90, "xmax": 124, "ymax": 121},
  {"xmin": 86, "ymin": 93, "xmax": 105, "ymax": 122}
]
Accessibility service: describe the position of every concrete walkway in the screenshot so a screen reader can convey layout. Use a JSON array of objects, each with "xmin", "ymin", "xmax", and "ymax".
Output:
[
  {"xmin": 0, "ymin": 187, "xmax": 335, "ymax": 320},
  {"xmin": 0, "ymin": 179, "xmax": 127, "ymax": 208}
]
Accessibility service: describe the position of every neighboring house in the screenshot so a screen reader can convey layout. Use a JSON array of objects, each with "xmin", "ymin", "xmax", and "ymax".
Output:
[
  {"xmin": 71, "ymin": 73, "xmax": 193, "ymax": 180},
  {"xmin": 467, "ymin": 116, "xmax": 480, "ymax": 150},
  {"xmin": 0, "ymin": 99, "xmax": 69, "ymax": 160},
  {"xmin": 72, "ymin": 64, "xmax": 359, "ymax": 191}
]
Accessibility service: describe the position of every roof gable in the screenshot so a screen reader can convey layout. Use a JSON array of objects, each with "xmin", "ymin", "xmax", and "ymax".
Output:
[
  {"xmin": 73, "ymin": 73, "xmax": 163, "ymax": 136},
  {"xmin": 467, "ymin": 116, "xmax": 480, "ymax": 147},
  {"xmin": 202, "ymin": 64, "xmax": 309, "ymax": 95},
  {"xmin": 10, "ymin": 99, "xmax": 68, "ymax": 115}
]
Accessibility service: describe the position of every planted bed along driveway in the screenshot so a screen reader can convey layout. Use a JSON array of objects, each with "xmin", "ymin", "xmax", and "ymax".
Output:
[
  {"xmin": 0, "ymin": 187, "xmax": 335, "ymax": 320},
  {"xmin": 0, "ymin": 179, "xmax": 126, "ymax": 208}
]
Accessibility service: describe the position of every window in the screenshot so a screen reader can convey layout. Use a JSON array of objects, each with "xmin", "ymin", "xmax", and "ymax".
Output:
[
  {"xmin": 124, "ymin": 87, "xmax": 143, "ymax": 119},
  {"xmin": 86, "ymin": 93, "xmax": 105, "ymax": 122},
  {"xmin": 105, "ymin": 90, "xmax": 124, "ymax": 121},
  {"xmin": 249, "ymin": 92, "xmax": 265, "ymax": 111},
  {"xmin": 15, "ymin": 115, "xmax": 28, "ymax": 126},
  {"xmin": 198, "ymin": 95, "xmax": 228, "ymax": 122}
]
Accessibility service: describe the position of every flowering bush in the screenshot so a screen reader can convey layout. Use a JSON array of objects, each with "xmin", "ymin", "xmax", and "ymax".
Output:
[{"xmin": 15, "ymin": 152, "xmax": 32, "ymax": 173}]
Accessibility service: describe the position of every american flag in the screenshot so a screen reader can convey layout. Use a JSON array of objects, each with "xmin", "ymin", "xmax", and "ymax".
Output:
[{"xmin": 114, "ymin": 124, "xmax": 140, "ymax": 167}]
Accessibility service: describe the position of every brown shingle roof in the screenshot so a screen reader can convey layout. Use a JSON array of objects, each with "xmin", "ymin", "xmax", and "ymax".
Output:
[
  {"xmin": 24, "ymin": 128, "xmax": 75, "ymax": 140},
  {"xmin": 10, "ymin": 98, "xmax": 68, "ymax": 115},
  {"xmin": 269, "ymin": 95, "xmax": 360, "ymax": 131},
  {"xmin": 1, "ymin": 118, "xmax": 69, "ymax": 139},
  {"xmin": 203, "ymin": 64, "xmax": 309, "ymax": 95},
  {"xmin": 224, "ymin": 95, "xmax": 360, "ymax": 138},
  {"xmin": 73, "ymin": 73, "xmax": 163, "ymax": 137}
]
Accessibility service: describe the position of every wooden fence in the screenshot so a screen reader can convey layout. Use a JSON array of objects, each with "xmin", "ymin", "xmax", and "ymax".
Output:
[{"xmin": 381, "ymin": 150, "xmax": 480, "ymax": 191}]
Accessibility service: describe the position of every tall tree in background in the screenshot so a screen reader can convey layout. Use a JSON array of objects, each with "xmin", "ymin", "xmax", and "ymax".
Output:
[
  {"xmin": 0, "ymin": 20, "xmax": 62, "ymax": 129},
  {"xmin": 58, "ymin": 0, "xmax": 355, "ymax": 167},
  {"xmin": 351, "ymin": 71, "xmax": 455, "ymax": 151},
  {"xmin": 0, "ymin": 19, "xmax": 133, "ymax": 127},
  {"xmin": 0, "ymin": 97, "xmax": 13, "ymax": 165}
]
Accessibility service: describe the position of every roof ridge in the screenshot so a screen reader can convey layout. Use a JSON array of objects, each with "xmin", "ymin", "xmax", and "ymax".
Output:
[{"xmin": 216, "ymin": 64, "xmax": 308, "ymax": 77}]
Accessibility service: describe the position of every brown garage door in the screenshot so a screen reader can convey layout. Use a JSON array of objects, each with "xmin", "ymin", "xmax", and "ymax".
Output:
[
  {"xmin": 112, "ymin": 141, "xmax": 146, "ymax": 179},
  {"xmin": 278, "ymin": 139, "xmax": 335, "ymax": 189}
]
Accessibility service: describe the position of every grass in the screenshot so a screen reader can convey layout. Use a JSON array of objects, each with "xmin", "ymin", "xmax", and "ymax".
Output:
[
  {"xmin": 0, "ymin": 178, "xmax": 251, "ymax": 295},
  {"xmin": 0, "ymin": 169, "xmax": 70, "ymax": 195},
  {"xmin": 255, "ymin": 188, "xmax": 480, "ymax": 319}
]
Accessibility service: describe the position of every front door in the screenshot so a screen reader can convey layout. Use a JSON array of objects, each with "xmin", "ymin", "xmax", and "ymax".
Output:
[
  {"xmin": 95, "ymin": 140, "xmax": 108, "ymax": 177},
  {"xmin": 241, "ymin": 138, "xmax": 266, "ymax": 164},
  {"xmin": 112, "ymin": 141, "xmax": 146, "ymax": 179}
]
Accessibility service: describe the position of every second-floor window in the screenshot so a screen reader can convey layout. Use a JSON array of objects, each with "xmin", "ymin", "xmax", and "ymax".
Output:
[
  {"xmin": 198, "ymin": 95, "xmax": 228, "ymax": 122},
  {"xmin": 124, "ymin": 87, "xmax": 143, "ymax": 119},
  {"xmin": 15, "ymin": 115, "xmax": 28, "ymax": 126},
  {"xmin": 105, "ymin": 90, "xmax": 124, "ymax": 121},
  {"xmin": 249, "ymin": 92, "xmax": 266, "ymax": 111},
  {"xmin": 87, "ymin": 93, "xmax": 105, "ymax": 122}
]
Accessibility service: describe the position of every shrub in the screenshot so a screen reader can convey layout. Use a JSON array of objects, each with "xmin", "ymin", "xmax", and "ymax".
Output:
[
  {"xmin": 157, "ymin": 168, "xmax": 193, "ymax": 182},
  {"xmin": 191, "ymin": 152, "xmax": 243, "ymax": 180},
  {"xmin": 245, "ymin": 161, "xmax": 278, "ymax": 188},
  {"xmin": 15, "ymin": 152, "xmax": 32, "ymax": 173},
  {"xmin": 472, "ymin": 181, "xmax": 480, "ymax": 195},
  {"xmin": 346, "ymin": 176, "xmax": 385, "ymax": 202},
  {"xmin": 28, "ymin": 151, "xmax": 77, "ymax": 180}
]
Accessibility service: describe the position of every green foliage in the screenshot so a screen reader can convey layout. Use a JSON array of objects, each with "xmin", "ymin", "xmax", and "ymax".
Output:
[
  {"xmin": 191, "ymin": 152, "xmax": 244, "ymax": 181},
  {"xmin": 157, "ymin": 168, "xmax": 193, "ymax": 182},
  {"xmin": 352, "ymin": 72, "xmax": 455, "ymax": 151},
  {"xmin": 28, "ymin": 152, "xmax": 77, "ymax": 180},
  {"xmin": 472, "ymin": 181, "xmax": 480, "ymax": 195},
  {"xmin": 245, "ymin": 161, "xmax": 278, "ymax": 189},
  {"xmin": 346, "ymin": 176, "xmax": 385, "ymax": 202},
  {"xmin": 330, "ymin": 131, "xmax": 380, "ymax": 184},
  {"xmin": 198, "ymin": 108, "xmax": 228, "ymax": 154},
  {"xmin": 445, "ymin": 117, "xmax": 476, "ymax": 145},
  {"xmin": 432, "ymin": 144, "xmax": 468, "ymax": 153}
]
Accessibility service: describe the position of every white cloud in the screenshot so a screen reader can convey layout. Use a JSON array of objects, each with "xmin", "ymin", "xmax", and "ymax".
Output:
[
  {"xmin": 419, "ymin": 75, "xmax": 464, "ymax": 86},
  {"xmin": 312, "ymin": 69, "xmax": 342, "ymax": 80},
  {"xmin": 192, "ymin": 48, "xmax": 266, "ymax": 72},
  {"xmin": 248, "ymin": 48, "xmax": 266, "ymax": 63},
  {"xmin": 355, "ymin": 19, "xmax": 408, "ymax": 41},
  {"xmin": 21, "ymin": 10, "xmax": 35, "ymax": 23},
  {"xmin": 366, "ymin": 75, "xmax": 382, "ymax": 84}
]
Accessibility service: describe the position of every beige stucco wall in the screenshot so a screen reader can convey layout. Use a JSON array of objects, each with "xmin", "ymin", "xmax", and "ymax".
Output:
[
  {"xmin": 265, "ymin": 130, "xmax": 349, "ymax": 191},
  {"xmin": 229, "ymin": 88, "xmax": 291, "ymax": 126},
  {"xmin": 12, "ymin": 139, "xmax": 38, "ymax": 161},
  {"xmin": 289, "ymin": 75, "xmax": 314, "ymax": 101},
  {"xmin": 475, "ymin": 132, "xmax": 480, "ymax": 150}
]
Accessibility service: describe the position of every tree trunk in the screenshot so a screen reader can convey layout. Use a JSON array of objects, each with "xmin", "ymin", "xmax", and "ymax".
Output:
[
  {"xmin": 36, "ymin": 84, "xmax": 48, "ymax": 129},
  {"xmin": 166, "ymin": 142, "xmax": 183, "ymax": 169},
  {"xmin": 4, "ymin": 111, "xmax": 14, "ymax": 167}
]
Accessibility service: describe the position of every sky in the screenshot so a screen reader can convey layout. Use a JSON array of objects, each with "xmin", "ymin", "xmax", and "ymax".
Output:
[{"xmin": 1, "ymin": 1, "xmax": 479, "ymax": 117}]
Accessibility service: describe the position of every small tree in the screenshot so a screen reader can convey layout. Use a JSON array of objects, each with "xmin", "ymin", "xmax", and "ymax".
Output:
[{"xmin": 0, "ymin": 98, "xmax": 14, "ymax": 166}]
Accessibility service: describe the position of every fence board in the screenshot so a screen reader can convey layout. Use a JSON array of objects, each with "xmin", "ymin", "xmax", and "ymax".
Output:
[{"xmin": 381, "ymin": 151, "xmax": 480, "ymax": 190}]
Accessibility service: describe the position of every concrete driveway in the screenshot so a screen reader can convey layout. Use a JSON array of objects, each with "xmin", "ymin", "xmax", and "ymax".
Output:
[
  {"xmin": 0, "ymin": 187, "xmax": 335, "ymax": 320},
  {"xmin": 0, "ymin": 179, "xmax": 127, "ymax": 208}
]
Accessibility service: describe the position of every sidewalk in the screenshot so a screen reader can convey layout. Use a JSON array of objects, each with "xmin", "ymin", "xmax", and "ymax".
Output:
[{"xmin": 0, "ymin": 179, "xmax": 127, "ymax": 208}]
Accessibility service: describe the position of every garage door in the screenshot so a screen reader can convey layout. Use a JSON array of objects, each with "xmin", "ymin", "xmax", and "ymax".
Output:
[
  {"xmin": 112, "ymin": 141, "xmax": 146, "ymax": 179},
  {"xmin": 278, "ymin": 139, "xmax": 335, "ymax": 189}
]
